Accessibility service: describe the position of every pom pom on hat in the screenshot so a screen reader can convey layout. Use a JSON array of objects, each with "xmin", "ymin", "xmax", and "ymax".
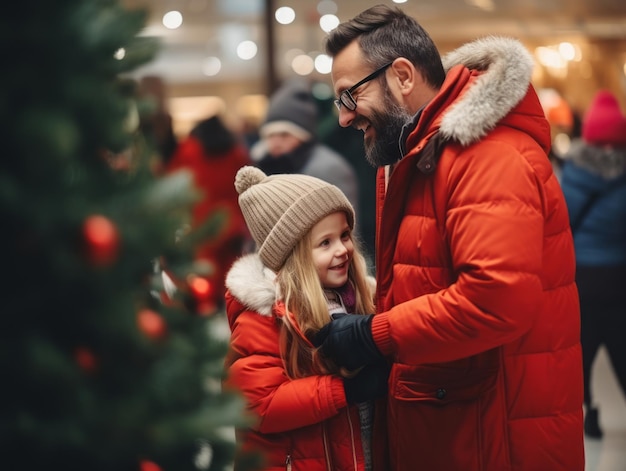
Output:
[
  {"xmin": 235, "ymin": 165, "xmax": 266, "ymax": 195},
  {"xmin": 235, "ymin": 166, "xmax": 355, "ymax": 272},
  {"xmin": 582, "ymin": 90, "xmax": 626, "ymax": 147}
]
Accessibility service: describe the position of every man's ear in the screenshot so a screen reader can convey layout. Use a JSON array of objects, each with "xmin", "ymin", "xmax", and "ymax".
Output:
[
  {"xmin": 388, "ymin": 58, "xmax": 437, "ymax": 113},
  {"xmin": 389, "ymin": 58, "xmax": 418, "ymax": 98}
]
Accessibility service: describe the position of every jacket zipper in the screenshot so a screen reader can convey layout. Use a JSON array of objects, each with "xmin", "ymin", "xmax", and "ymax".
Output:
[
  {"xmin": 346, "ymin": 407, "xmax": 358, "ymax": 470},
  {"xmin": 289, "ymin": 411, "xmax": 359, "ymax": 470},
  {"xmin": 322, "ymin": 422, "xmax": 332, "ymax": 470},
  {"xmin": 286, "ymin": 436, "xmax": 293, "ymax": 471}
]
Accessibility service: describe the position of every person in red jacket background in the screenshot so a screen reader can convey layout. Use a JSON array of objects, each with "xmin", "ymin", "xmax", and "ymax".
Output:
[
  {"xmin": 224, "ymin": 166, "xmax": 388, "ymax": 470},
  {"xmin": 314, "ymin": 5, "xmax": 584, "ymax": 471},
  {"xmin": 167, "ymin": 115, "xmax": 252, "ymax": 313}
]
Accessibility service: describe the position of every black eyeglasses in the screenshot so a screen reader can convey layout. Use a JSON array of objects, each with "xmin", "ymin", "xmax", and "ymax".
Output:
[{"xmin": 334, "ymin": 62, "xmax": 393, "ymax": 111}]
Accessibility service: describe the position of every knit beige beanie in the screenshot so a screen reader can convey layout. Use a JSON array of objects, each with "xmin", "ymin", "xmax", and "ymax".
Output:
[{"xmin": 235, "ymin": 166, "xmax": 355, "ymax": 271}]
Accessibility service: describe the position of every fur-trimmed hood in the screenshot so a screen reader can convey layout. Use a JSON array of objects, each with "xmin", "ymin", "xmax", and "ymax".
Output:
[
  {"xmin": 438, "ymin": 36, "xmax": 535, "ymax": 146},
  {"xmin": 225, "ymin": 253, "xmax": 278, "ymax": 317},
  {"xmin": 225, "ymin": 253, "xmax": 377, "ymax": 319}
]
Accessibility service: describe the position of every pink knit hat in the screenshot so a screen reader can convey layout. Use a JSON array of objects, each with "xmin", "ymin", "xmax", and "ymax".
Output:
[{"xmin": 582, "ymin": 90, "xmax": 626, "ymax": 147}]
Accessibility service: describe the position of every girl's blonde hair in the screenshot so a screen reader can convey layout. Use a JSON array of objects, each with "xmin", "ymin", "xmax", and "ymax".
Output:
[{"xmin": 276, "ymin": 225, "xmax": 374, "ymax": 379}]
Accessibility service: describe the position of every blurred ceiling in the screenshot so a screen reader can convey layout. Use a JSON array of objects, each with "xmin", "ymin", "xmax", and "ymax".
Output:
[{"xmin": 121, "ymin": 0, "xmax": 626, "ymax": 86}]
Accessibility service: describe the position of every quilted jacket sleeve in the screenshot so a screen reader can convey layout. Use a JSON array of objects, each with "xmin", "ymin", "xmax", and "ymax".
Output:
[
  {"xmin": 224, "ymin": 307, "xmax": 347, "ymax": 434},
  {"xmin": 373, "ymin": 136, "xmax": 549, "ymax": 365}
]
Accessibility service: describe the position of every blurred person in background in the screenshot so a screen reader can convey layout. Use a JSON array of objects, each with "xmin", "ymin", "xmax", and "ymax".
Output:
[
  {"xmin": 167, "ymin": 114, "xmax": 252, "ymax": 313},
  {"xmin": 138, "ymin": 75, "xmax": 178, "ymax": 173},
  {"xmin": 318, "ymin": 94, "xmax": 378, "ymax": 267},
  {"xmin": 251, "ymin": 78, "xmax": 360, "ymax": 224},
  {"xmin": 560, "ymin": 90, "xmax": 626, "ymax": 439}
]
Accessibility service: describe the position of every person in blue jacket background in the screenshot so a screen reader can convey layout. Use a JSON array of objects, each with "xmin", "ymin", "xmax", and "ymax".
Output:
[{"xmin": 560, "ymin": 89, "xmax": 626, "ymax": 439}]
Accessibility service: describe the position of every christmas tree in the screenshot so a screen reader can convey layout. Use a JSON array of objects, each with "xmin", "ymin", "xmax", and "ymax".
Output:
[{"xmin": 1, "ymin": 1, "xmax": 250, "ymax": 470}]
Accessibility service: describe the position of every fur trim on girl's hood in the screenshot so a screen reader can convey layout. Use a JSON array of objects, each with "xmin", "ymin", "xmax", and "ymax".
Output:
[
  {"xmin": 225, "ymin": 253, "xmax": 278, "ymax": 317},
  {"xmin": 225, "ymin": 253, "xmax": 377, "ymax": 318},
  {"xmin": 439, "ymin": 36, "xmax": 535, "ymax": 146}
]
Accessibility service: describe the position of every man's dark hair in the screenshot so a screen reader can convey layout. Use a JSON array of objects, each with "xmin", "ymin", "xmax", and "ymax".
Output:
[{"xmin": 325, "ymin": 4, "xmax": 445, "ymax": 89}]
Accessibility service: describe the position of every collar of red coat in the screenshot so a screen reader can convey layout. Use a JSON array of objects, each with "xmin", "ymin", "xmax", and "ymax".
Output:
[{"xmin": 402, "ymin": 36, "xmax": 537, "ymax": 159}]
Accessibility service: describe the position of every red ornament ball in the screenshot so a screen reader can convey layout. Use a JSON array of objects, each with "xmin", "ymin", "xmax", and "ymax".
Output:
[
  {"xmin": 188, "ymin": 275, "xmax": 214, "ymax": 301},
  {"xmin": 75, "ymin": 347, "xmax": 97, "ymax": 372},
  {"xmin": 139, "ymin": 459, "xmax": 162, "ymax": 471},
  {"xmin": 137, "ymin": 308, "xmax": 167, "ymax": 339},
  {"xmin": 82, "ymin": 215, "xmax": 120, "ymax": 266}
]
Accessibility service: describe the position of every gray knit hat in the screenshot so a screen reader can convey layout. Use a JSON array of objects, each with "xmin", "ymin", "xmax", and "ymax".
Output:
[
  {"xmin": 235, "ymin": 166, "xmax": 355, "ymax": 271},
  {"xmin": 260, "ymin": 78, "xmax": 317, "ymax": 141}
]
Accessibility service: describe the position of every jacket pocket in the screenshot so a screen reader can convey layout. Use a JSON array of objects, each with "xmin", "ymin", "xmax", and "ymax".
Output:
[
  {"xmin": 387, "ymin": 354, "xmax": 510, "ymax": 471},
  {"xmin": 392, "ymin": 361, "xmax": 498, "ymax": 404}
]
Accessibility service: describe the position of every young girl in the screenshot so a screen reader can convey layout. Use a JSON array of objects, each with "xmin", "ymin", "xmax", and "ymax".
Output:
[{"xmin": 224, "ymin": 166, "xmax": 388, "ymax": 471}]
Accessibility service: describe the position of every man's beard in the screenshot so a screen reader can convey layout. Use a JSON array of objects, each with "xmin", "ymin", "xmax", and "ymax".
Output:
[{"xmin": 359, "ymin": 88, "xmax": 412, "ymax": 168}]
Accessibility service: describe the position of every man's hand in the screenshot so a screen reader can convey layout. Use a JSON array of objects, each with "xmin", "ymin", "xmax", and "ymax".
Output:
[{"xmin": 314, "ymin": 313, "xmax": 384, "ymax": 370}]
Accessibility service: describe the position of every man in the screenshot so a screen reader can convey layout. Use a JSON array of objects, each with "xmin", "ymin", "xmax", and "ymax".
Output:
[{"xmin": 315, "ymin": 4, "xmax": 584, "ymax": 471}]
